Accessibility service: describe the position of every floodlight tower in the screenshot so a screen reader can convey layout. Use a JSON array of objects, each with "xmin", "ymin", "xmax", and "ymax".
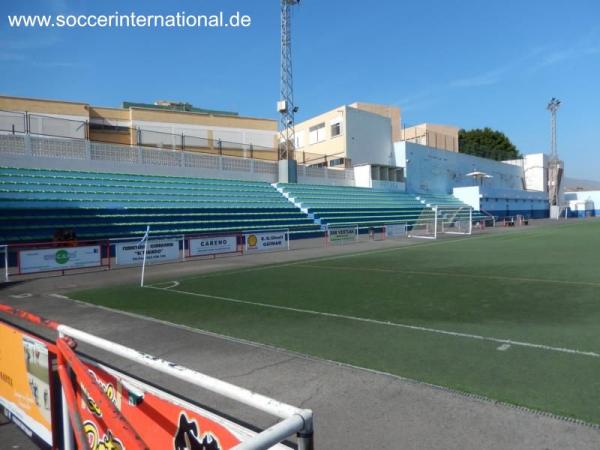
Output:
[
  {"xmin": 278, "ymin": 0, "xmax": 300, "ymax": 161},
  {"xmin": 547, "ymin": 98, "xmax": 561, "ymax": 161},
  {"xmin": 546, "ymin": 98, "xmax": 563, "ymax": 207}
]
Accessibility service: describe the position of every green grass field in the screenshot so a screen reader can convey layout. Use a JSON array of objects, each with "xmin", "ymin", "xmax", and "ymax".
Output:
[{"xmin": 73, "ymin": 220, "xmax": 600, "ymax": 424}]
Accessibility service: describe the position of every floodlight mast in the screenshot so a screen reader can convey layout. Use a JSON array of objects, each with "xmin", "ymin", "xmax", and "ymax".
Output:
[
  {"xmin": 278, "ymin": 0, "xmax": 300, "ymax": 161},
  {"xmin": 547, "ymin": 97, "xmax": 561, "ymax": 161},
  {"xmin": 546, "ymin": 98, "xmax": 562, "ymax": 206}
]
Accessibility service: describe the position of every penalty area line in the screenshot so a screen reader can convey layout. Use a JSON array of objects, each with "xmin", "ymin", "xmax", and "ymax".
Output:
[{"xmin": 145, "ymin": 285, "xmax": 600, "ymax": 359}]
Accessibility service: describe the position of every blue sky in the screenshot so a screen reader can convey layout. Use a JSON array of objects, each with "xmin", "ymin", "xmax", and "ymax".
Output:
[{"xmin": 1, "ymin": 0, "xmax": 599, "ymax": 179}]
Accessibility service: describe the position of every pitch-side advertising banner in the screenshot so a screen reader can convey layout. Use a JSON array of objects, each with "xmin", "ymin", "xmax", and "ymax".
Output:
[
  {"xmin": 78, "ymin": 361, "xmax": 289, "ymax": 450},
  {"xmin": 244, "ymin": 231, "xmax": 288, "ymax": 252},
  {"xmin": 328, "ymin": 226, "xmax": 357, "ymax": 243},
  {"xmin": 189, "ymin": 236, "xmax": 238, "ymax": 257},
  {"xmin": 114, "ymin": 239, "xmax": 180, "ymax": 266},
  {"xmin": 19, "ymin": 246, "xmax": 101, "ymax": 274},
  {"xmin": 0, "ymin": 322, "xmax": 53, "ymax": 449}
]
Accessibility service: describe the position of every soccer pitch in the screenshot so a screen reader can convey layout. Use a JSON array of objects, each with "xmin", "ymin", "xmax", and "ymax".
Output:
[{"xmin": 73, "ymin": 220, "xmax": 600, "ymax": 424}]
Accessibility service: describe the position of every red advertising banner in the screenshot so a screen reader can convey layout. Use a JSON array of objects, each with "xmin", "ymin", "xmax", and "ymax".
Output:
[
  {"xmin": 74, "ymin": 361, "xmax": 287, "ymax": 450},
  {"xmin": 0, "ymin": 305, "xmax": 294, "ymax": 450}
]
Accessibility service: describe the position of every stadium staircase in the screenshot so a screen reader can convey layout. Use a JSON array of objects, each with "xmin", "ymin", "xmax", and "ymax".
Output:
[
  {"xmin": 276, "ymin": 183, "xmax": 433, "ymax": 231},
  {"xmin": 0, "ymin": 167, "xmax": 322, "ymax": 243}
]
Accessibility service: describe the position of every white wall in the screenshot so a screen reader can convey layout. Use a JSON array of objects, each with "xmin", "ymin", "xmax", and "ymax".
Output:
[
  {"xmin": 0, "ymin": 135, "xmax": 279, "ymax": 183},
  {"xmin": 453, "ymin": 186, "xmax": 549, "ymax": 217},
  {"xmin": 504, "ymin": 153, "xmax": 548, "ymax": 192},
  {"xmin": 353, "ymin": 164, "xmax": 405, "ymax": 190},
  {"xmin": 353, "ymin": 165, "xmax": 372, "ymax": 188},
  {"xmin": 564, "ymin": 191, "xmax": 600, "ymax": 215},
  {"xmin": 345, "ymin": 107, "xmax": 394, "ymax": 166},
  {"xmin": 453, "ymin": 186, "xmax": 481, "ymax": 210},
  {"xmin": 480, "ymin": 187, "xmax": 549, "ymax": 218},
  {"xmin": 297, "ymin": 165, "xmax": 355, "ymax": 186},
  {"xmin": 394, "ymin": 142, "xmax": 525, "ymax": 194}
]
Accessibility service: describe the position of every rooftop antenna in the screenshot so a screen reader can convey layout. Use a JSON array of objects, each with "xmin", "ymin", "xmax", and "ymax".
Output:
[
  {"xmin": 546, "ymin": 98, "xmax": 563, "ymax": 207},
  {"xmin": 277, "ymin": 0, "xmax": 300, "ymax": 161}
]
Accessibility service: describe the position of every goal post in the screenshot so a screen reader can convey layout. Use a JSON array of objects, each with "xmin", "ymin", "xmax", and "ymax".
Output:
[
  {"xmin": 439, "ymin": 206, "xmax": 473, "ymax": 235},
  {"xmin": 384, "ymin": 222, "xmax": 408, "ymax": 239},
  {"xmin": 409, "ymin": 207, "xmax": 438, "ymax": 240}
]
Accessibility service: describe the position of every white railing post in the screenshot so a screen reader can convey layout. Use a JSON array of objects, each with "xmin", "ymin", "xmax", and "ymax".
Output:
[
  {"xmin": 58, "ymin": 330, "xmax": 75, "ymax": 450},
  {"xmin": 85, "ymin": 140, "xmax": 92, "ymax": 160},
  {"xmin": 469, "ymin": 208, "xmax": 473, "ymax": 235},
  {"xmin": 24, "ymin": 134, "xmax": 32, "ymax": 156},
  {"xmin": 2, "ymin": 245, "xmax": 8, "ymax": 282}
]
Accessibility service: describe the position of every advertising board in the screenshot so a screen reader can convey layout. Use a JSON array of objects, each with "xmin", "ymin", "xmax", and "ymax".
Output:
[
  {"xmin": 0, "ymin": 322, "xmax": 53, "ymax": 449},
  {"xmin": 114, "ymin": 239, "xmax": 180, "ymax": 266},
  {"xmin": 189, "ymin": 235, "xmax": 238, "ymax": 257},
  {"xmin": 327, "ymin": 225, "xmax": 358, "ymax": 243},
  {"xmin": 244, "ymin": 231, "xmax": 288, "ymax": 252},
  {"xmin": 19, "ymin": 246, "xmax": 101, "ymax": 274}
]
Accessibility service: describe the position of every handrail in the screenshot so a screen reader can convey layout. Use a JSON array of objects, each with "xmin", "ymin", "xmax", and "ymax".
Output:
[{"xmin": 0, "ymin": 304, "xmax": 314, "ymax": 450}]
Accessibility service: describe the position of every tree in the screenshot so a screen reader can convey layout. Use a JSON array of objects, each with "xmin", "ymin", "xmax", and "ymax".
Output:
[{"xmin": 458, "ymin": 128, "xmax": 520, "ymax": 161}]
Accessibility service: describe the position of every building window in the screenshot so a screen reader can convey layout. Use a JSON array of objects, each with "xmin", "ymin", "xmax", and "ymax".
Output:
[
  {"xmin": 294, "ymin": 132, "xmax": 304, "ymax": 149},
  {"xmin": 329, "ymin": 158, "xmax": 345, "ymax": 167},
  {"xmin": 331, "ymin": 122, "xmax": 342, "ymax": 138},
  {"xmin": 309, "ymin": 123, "xmax": 326, "ymax": 144}
]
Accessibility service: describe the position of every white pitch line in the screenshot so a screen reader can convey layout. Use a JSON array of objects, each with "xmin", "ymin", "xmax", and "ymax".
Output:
[
  {"xmin": 176, "ymin": 233, "xmax": 483, "ymax": 283},
  {"xmin": 298, "ymin": 264, "xmax": 600, "ymax": 288},
  {"xmin": 146, "ymin": 285, "xmax": 600, "ymax": 359},
  {"xmin": 147, "ymin": 280, "xmax": 180, "ymax": 290},
  {"xmin": 10, "ymin": 293, "xmax": 32, "ymax": 298}
]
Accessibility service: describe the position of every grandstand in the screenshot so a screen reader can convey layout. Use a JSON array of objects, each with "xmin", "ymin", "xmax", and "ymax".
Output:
[
  {"xmin": 276, "ymin": 183, "xmax": 434, "ymax": 231},
  {"xmin": 276, "ymin": 183, "xmax": 489, "ymax": 233},
  {"xmin": 415, "ymin": 193, "xmax": 491, "ymax": 223},
  {"xmin": 0, "ymin": 166, "xmax": 495, "ymax": 244},
  {"xmin": 0, "ymin": 166, "xmax": 321, "ymax": 243}
]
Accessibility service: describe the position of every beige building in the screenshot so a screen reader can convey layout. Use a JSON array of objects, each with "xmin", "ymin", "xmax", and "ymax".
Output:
[
  {"xmin": 349, "ymin": 102, "xmax": 402, "ymax": 142},
  {"xmin": 399, "ymin": 123, "xmax": 459, "ymax": 152},
  {"xmin": 0, "ymin": 95, "xmax": 279, "ymax": 160},
  {"xmin": 293, "ymin": 102, "xmax": 397, "ymax": 168},
  {"xmin": 293, "ymin": 102, "xmax": 460, "ymax": 169}
]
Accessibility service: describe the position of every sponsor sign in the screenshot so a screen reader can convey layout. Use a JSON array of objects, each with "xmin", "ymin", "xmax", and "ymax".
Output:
[
  {"xmin": 386, "ymin": 223, "xmax": 408, "ymax": 238},
  {"xmin": 0, "ymin": 322, "xmax": 53, "ymax": 449},
  {"xmin": 114, "ymin": 239, "xmax": 180, "ymax": 266},
  {"xmin": 77, "ymin": 361, "xmax": 289, "ymax": 450},
  {"xmin": 189, "ymin": 236, "xmax": 238, "ymax": 257},
  {"xmin": 19, "ymin": 246, "xmax": 101, "ymax": 274},
  {"xmin": 328, "ymin": 225, "xmax": 357, "ymax": 243},
  {"xmin": 244, "ymin": 231, "xmax": 288, "ymax": 252}
]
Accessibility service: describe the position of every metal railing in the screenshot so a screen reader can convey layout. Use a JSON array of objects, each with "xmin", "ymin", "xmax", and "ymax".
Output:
[
  {"xmin": 0, "ymin": 109, "xmax": 87, "ymax": 140},
  {"xmin": 0, "ymin": 304, "xmax": 314, "ymax": 450}
]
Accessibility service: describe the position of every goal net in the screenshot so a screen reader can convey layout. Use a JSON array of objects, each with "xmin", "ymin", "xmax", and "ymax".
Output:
[
  {"xmin": 438, "ymin": 206, "xmax": 473, "ymax": 235},
  {"xmin": 408, "ymin": 207, "xmax": 438, "ymax": 239}
]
